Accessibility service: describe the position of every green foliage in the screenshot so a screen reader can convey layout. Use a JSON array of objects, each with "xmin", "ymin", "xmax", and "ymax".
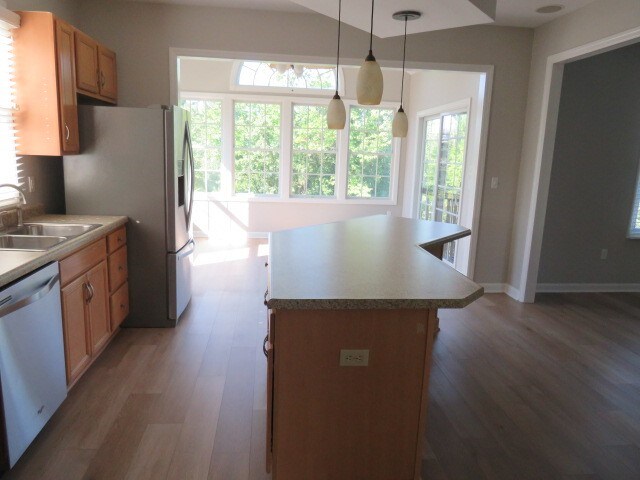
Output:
[
  {"xmin": 233, "ymin": 102, "xmax": 281, "ymax": 195},
  {"xmin": 347, "ymin": 107, "xmax": 394, "ymax": 198},
  {"xmin": 290, "ymin": 104, "xmax": 337, "ymax": 197},
  {"xmin": 182, "ymin": 99, "xmax": 223, "ymax": 194}
]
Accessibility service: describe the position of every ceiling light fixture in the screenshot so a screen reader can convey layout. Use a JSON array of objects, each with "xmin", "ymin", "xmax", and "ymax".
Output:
[
  {"xmin": 536, "ymin": 5, "xmax": 564, "ymax": 14},
  {"xmin": 327, "ymin": 0, "xmax": 346, "ymax": 129},
  {"xmin": 356, "ymin": 0, "xmax": 383, "ymax": 105},
  {"xmin": 391, "ymin": 10, "xmax": 420, "ymax": 138}
]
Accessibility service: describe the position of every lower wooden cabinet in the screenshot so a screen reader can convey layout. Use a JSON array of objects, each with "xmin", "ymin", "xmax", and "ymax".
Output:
[{"xmin": 59, "ymin": 224, "xmax": 129, "ymax": 387}]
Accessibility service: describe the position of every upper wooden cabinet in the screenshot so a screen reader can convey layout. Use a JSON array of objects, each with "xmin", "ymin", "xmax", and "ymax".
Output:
[
  {"xmin": 74, "ymin": 32, "xmax": 118, "ymax": 102},
  {"xmin": 13, "ymin": 11, "xmax": 117, "ymax": 156},
  {"xmin": 13, "ymin": 12, "xmax": 80, "ymax": 156}
]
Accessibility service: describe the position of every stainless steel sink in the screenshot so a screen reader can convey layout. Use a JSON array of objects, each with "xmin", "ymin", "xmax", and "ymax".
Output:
[
  {"xmin": 8, "ymin": 223, "xmax": 100, "ymax": 238},
  {"xmin": 0, "ymin": 235, "xmax": 68, "ymax": 251}
]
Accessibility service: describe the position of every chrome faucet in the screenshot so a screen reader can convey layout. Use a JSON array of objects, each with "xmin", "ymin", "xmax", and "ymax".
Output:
[{"xmin": 0, "ymin": 183, "xmax": 27, "ymax": 227}]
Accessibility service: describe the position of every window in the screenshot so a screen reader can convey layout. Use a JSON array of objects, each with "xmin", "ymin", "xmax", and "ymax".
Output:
[
  {"xmin": 291, "ymin": 104, "xmax": 337, "ymax": 197},
  {"xmin": 347, "ymin": 107, "xmax": 394, "ymax": 199},
  {"xmin": 237, "ymin": 61, "xmax": 336, "ymax": 92},
  {"xmin": 0, "ymin": 8, "xmax": 20, "ymax": 202},
  {"xmin": 630, "ymin": 168, "xmax": 640, "ymax": 238},
  {"xmin": 418, "ymin": 111, "xmax": 469, "ymax": 264},
  {"xmin": 180, "ymin": 98, "xmax": 223, "ymax": 193},
  {"xmin": 234, "ymin": 102, "xmax": 280, "ymax": 195}
]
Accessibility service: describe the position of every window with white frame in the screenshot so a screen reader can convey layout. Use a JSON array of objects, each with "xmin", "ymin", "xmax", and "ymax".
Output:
[
  {"xmin": 237, "ymin": 61, "xmax": 336, "ymax": 92},
  {"xmin": 178, "ymin": 89, "xmax": 398, "ymax": 204},
  {"xmin": 630, "ymin": 167, "xmax": 640, "ymax": 238},
  {"xmin": 0, "ymin": 8, "xmax": 20, "ymax": 202},
  {"xmin": 180, "ymin": 98, "xmax": 223, "ymax": 193},
  {"xmin": 233, "ymin": 101, "xmax": 281, "ymax": 195},
  {"xmin": 347, "ymin": 106, "xmax": 394, "ymax": 199},
  {"xmin": 291, "ymin": 104, "xmax": 337, "ymax": 197}
]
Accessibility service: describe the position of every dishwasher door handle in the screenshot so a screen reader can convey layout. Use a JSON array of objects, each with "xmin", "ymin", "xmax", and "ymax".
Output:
[{"xmin": 0, "ymin": 274, "xmax": 60, "ymax": 318}]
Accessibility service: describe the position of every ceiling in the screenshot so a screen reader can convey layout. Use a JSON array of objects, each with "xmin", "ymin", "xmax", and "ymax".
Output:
[{"xmin": 124, "ymin": 0, "xmax": 599, "ymax": 31}]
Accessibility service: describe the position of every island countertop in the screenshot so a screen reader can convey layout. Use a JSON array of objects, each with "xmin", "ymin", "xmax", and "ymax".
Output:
[{"xmin": 267, "ymin": 215, "xmax": 483, "ymax": 310}]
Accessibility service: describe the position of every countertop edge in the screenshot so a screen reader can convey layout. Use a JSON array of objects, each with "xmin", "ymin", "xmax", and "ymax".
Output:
[
  {"xmin": 0, "ymin": 215, "xmax": 128, "ymax": 289},
  {"xmin": 267, "ymin": 286, "xmax": 484, "ymax": 310}
]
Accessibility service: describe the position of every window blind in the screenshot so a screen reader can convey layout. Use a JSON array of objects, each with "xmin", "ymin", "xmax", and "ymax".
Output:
[{"xmin": 0, "ymin": 4, "xmax": 20, "ymax": 202}]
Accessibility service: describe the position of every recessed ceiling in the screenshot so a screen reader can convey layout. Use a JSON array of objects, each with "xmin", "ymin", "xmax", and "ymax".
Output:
[
  {"xmin": 289, "ymin": 0, "xmax": 496, "ymax": 38},
  {"xmin": 122, "ymin": 0, "xmax": 601, "ymax": 30}
]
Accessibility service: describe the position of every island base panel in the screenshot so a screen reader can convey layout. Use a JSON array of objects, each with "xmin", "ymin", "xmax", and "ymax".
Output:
[{"xmin": 270, "ymin": 308, "xmax": 437, "ymax": 479}]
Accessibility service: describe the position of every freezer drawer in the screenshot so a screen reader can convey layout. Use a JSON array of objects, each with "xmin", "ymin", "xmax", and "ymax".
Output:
[
  {"xmin": 0, "ymin": 263, "xmax": 67, "ymax": 470},
  {"xmin": 167, "ymin": 239, "xmax": 195, "ymax": 321}
]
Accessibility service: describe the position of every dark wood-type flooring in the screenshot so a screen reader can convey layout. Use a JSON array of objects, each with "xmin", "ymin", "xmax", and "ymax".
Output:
[{"xmin": 4, "ymin": 239, "xmax": 640, "ymax": 480}]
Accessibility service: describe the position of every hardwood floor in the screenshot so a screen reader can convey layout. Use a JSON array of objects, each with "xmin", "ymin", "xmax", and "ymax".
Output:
[{"xmin": 4, "ymin": 239, "xmax": 640, "ymax": 479}]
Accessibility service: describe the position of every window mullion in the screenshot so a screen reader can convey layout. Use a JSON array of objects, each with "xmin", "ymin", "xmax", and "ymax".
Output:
[
  {"xmin": 281, "ymin": 99, "xmax": 292, "ymax": 199},
  {"xmin": 222, "ymin": 97, "xmax": 234, "ymax": 197},
  {"xmin": 336, "ymin": 105, "xmax": 350, "ymax": 201}
]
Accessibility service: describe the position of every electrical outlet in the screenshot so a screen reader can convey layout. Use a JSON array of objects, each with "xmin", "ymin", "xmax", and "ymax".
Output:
[
  {"xmin": 491, "ymin": 177, "xmax": 499, "ymax": 189},
  {"xmin": 600, "ymin": 249, "xmax": 608, "ymax": 260},
  {"xmin": 339, "ymin": 349, "xmax": 369, "ymax": 367},
  {"xmin": 27, "ymin": 176, "xmax": 35, "ymax": 193}
]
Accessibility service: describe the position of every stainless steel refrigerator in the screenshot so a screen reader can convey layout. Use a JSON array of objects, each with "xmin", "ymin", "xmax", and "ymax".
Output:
[{"xmin": 64, "ymin": 105, "xmax": 195, "ymax": 327}]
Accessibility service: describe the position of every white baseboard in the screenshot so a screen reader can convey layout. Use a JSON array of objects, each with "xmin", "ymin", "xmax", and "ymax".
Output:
[
  {"xmin": 536, "ymin": 283, "xmax": 640, "ymax": 293},
  {"xmin": 479, "ymin": 283, "xmax": 522, "ymax": 301}
]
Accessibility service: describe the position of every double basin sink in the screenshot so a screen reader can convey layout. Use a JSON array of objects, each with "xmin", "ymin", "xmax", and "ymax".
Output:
[{"xmin": 0, "ymin": 223, "xmax": 100, "ymax": 251}]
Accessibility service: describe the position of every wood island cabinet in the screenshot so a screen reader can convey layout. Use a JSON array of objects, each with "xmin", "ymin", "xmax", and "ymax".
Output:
[
  {"xmin": 59, "ymin": 225, "xmax": 129, "ymax": 387},
  {"xmin": 13, "ymin": 11, "xmax": 117, "ymax": 156}
]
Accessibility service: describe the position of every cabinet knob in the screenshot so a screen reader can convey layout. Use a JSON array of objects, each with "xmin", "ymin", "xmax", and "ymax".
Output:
[
  {"xmin": 118, "ymin": 265, "xmax": 124, "ymax": 271},
  {"xmin": 120, "ymin": 303, "xmax": 125, "ymax": 309}
]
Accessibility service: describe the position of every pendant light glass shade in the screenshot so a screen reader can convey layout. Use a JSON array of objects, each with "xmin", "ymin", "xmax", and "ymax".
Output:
[
  {"xmin": 356, "ymin": 53, "xmax": 383, "ymax": 105},
  {"xmin": 392, "ymin": 106, "xmax": 408, "ymax": 138},
  {"xmin": 357, "ymin": 0, "xmax": 383, "ymax": 105},
  {"xmin": 327, "ymin": 93, "xmax": 346, "ymax": 129}
]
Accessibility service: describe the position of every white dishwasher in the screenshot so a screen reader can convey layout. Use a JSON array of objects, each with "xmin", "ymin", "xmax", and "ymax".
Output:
[{"xmin": 0, "ymin": 262, "xmax": 67, "ymax": 469}]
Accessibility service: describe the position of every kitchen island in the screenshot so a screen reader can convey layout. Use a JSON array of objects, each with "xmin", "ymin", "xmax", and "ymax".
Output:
[{"xmin": 265, "ymin": 215, "xmax": 483, "ymax": 480}]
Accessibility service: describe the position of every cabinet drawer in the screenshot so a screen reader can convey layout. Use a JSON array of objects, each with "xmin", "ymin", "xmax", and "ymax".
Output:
[
  {"xmin": 110, "ymin": 281, "xmax": 129, "ymax": 329},
  {"xmin": 60, "ymin": 238, "xmax": 107, "ymax": 286},
  {"xmin": 107, "ymin": 226, "xmax": 126, "ymax": 253},
  {"xmin": 108, "ymin": 246, "xmax": 128, "ymax": 292}
]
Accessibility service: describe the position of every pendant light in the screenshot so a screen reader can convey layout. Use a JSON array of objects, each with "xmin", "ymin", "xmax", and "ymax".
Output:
[
  {"xmin": 392, "ymin": 11, "xmax": 421, "ymax": 138},
  {"xmin": 356, "ymin": 0, "xmax": 383, "ymax": 105},
  {"xmin": 327, "ymin": 0, "xmax": 346, "ymax": 129}
]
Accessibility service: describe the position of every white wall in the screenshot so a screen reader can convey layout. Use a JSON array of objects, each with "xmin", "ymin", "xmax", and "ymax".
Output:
[
  {"xmin": 70, "ymin": 0, "xmax": 532, "ymax": 283},
  {"xmin": 537, "ymin": 43, "xmax": 640, "ymax": 286},
  {"xmin": 508, "ymin": 0, "xmax": 640, "ymax": 299},
  {"xmin": 402, "ymin": 70, "xmax": 484, "ymax": 277}
]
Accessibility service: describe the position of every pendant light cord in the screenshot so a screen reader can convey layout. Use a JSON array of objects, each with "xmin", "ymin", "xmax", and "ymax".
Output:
[
  {"xmin": 335, "ymin": 0, "xmax": 341, "ymax": 95},
  {"xmin": 400, "ymin": 16, "xmax": 407, "ymax": 108},
  {"xmin": 369, "ymin": 0, "xmax": 375, "ymax": 53}
]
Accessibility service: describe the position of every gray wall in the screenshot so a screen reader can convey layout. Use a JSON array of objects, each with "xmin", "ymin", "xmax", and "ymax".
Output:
[
  {"xmin": 73, "ymin": 0, "xmax": 532, "ymax": 284},
  {"xmin": 508, "ymin": 0, "xmax": 640, "ymax": 298},
  {"xmin": 538, "ymin": 43, "xmax": 640, "ymax": 285}
]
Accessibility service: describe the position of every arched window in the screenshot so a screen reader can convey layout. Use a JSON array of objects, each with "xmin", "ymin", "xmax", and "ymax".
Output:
[{"xmin": 236, "ymin": 61, "xmax": 336, "ymax": 92}]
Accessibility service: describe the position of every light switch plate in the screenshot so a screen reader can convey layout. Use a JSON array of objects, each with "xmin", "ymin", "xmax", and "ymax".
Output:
[{"xmin": 339, "ymin": 349, "xmax": 369, "ymax": 367}]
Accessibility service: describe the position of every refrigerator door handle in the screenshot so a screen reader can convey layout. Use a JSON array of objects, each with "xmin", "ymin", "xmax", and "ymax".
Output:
[
  {"xmin": 177, "ymin": 239, "xmax": 196, "ymax": 260},
  {"xmin": 183, "ymin": 121, "xmax": 195, "ymax": 231}
]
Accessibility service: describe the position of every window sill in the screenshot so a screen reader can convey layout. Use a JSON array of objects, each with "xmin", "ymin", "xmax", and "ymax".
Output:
[{"xmin": 196, "ymin": 193, "xmax": 397, "ymax": 206}]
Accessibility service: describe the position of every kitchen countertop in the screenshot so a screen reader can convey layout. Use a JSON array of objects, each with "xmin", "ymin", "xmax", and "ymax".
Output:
[
  {"xmin": 0, "ymin": 214, "xmax": 127, "ymax": 289},
  {"xmin": 267, "ymin": 215, "xmax": 483, "ymax": 310}
]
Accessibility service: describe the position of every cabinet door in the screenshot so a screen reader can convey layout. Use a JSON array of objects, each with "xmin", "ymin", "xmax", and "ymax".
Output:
[
  {"xmin": 86, "ymin": 261, "xmax": 111, "ymax": 355},
  {"xmin": 266, "ymin": 311, "xmax": 275, "ymax": 473},
  {"xmin": 61, "ymin": 275, "xmax": 91, "ymax": 385},
  {"xmin": 55, "ymin": 20, "xmax": 79, "ymax": 154},
  {"xmin": 74, "ymin": 30, "xmax": 99, "ymax": 94},
  {"xmin": 98, "ymin": 45, "xmax": 117, "ymax": 101}
]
